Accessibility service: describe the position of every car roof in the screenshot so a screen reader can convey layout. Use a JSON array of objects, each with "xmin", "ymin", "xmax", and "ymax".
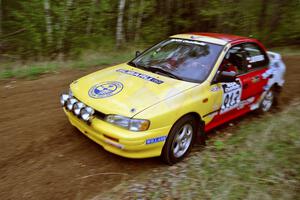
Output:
[
  {"xmin": 191, "ymin": 32, "xmax": 249, "ymax": 42},
  {"xmin": 170, "ymin": 32, "xmax": 250, "ymax": 46}
]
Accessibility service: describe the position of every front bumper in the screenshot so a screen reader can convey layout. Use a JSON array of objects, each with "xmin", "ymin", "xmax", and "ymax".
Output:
[{"xmin": 64, "ymin": 108, "xmax": 171, "ymax": 158}]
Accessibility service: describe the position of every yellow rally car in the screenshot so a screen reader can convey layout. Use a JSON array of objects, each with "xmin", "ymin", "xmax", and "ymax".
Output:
[{"xmin": 60, "ymin": 33, "xmax": 285, "ymax": 164}]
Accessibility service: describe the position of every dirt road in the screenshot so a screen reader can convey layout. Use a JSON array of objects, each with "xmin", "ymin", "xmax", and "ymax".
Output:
[{"xmin": 0, "ymin": 56, "xmax": 299, "ymax": 199}]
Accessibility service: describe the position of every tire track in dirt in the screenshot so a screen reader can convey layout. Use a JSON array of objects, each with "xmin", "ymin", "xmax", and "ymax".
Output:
[{"xmin": 0, "ymin": 56, "xmax": 299, "ymax": 199}]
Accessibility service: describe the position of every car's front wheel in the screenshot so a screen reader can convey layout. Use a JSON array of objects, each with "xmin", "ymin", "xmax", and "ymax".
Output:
[{"xmin": 161, "ymin": 115, "xmax": 197, "ymax": 165}]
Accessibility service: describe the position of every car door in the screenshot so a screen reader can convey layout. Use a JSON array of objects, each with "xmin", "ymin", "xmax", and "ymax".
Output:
[
  {"xmin": 205, "ymin": 44, "xmax": 246, "ymax": 131},
  {"xmin": 219, "ymin": 42, "xmax": 270, "ymax": 113},
  {"xmin": 205, "ymin": 42, "xmax": 269, "ymax": 131},
  {"xmin": 238, "ymin": 42, "xmax": 269, "ymax": 102}
]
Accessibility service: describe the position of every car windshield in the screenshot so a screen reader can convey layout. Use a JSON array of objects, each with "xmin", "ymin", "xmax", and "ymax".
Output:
[{"xmin": 129, "ymin": 38, "xmax": 224, "ymax": 83}]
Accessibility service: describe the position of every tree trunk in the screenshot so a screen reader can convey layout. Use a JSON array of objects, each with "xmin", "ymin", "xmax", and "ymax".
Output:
[
  {"xmin": 0, "ymin": 0, "xmax": 2, "ymax": 36},
  {"xmin": 126, "ymin": 0, "xmax": 135, "ymax": 40},
  {"xmin": 269, "ymin": 0, "xmax": 287, "ymax": 33},
  {"xmin": 57, "ymin": 0, "xmax": 74, "ymax": 60},
  {"xmin": 134, "ymin": 0, "xmax": 144, "ymax": 42},
  {"xmin": 86, "ymin": 0, "xmax": 98, "ymax": 35},
  {"xmin": 0, "ymin": 0, "xmax": 2, "ymax": 35},
  {"xmin": 43, "ymin": 0, "xmax": 53, "ymax": 46},
  {"xmin": 116, "ymin": 0, "xmax": 126, "ymax": 48},
  {"xmin": 258, "ymin": 0, "xmax": 268, "ymax": 29},
  {"xmin": 0, "ymin": 0, "xmax": 2, "ymax": 51}
]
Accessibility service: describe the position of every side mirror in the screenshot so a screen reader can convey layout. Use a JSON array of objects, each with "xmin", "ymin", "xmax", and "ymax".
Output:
[
  {"xmin": 215, "ymin": 71, "xmax": 237, "ymax": 83},
  {"xmin": 135, "ymin": 51, "xmax": 141, "ymax": 57}
]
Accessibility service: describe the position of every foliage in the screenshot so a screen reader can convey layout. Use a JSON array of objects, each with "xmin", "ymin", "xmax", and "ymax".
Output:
[{"xmin": 0, "ymin": 0, "xmax": 299, "ymax": 61}]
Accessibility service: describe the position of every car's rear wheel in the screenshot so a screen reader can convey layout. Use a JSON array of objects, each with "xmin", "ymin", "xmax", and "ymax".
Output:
[
  {"xmin": 161, "ymin": 115, "xmax": 197, "ymax": 165},
  {"xmin": 261, "ymin": 89, "xmax": 274, "ymax": 112},
  {"xmin": 258, "ymin": 87, "xmax": 279, "ymax": 113}
]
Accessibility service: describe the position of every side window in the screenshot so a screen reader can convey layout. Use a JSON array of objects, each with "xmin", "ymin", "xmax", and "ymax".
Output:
[
  {"xmin": 243, "ymin": 43, "xmax": 268, "ymax": 69},
  {"xmin": 219, "ymin": 44, "xmax": 248, "ymax": 75}
]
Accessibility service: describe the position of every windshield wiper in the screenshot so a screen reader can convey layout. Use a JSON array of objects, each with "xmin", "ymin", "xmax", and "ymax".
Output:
[
  {"xmin": 148, "ymin": 66, "xmax": 182, "ymax": 80},
  {"xmin": 128, "ymin": 61, "xmax": 150, "ymax": 71},
  {"xmin": 128, "ymin": 61, "xmax": 139, "ymax": 68},
  {"xmin": 128, "ymin": 61, "xmax": 182, "ymax": 80}
]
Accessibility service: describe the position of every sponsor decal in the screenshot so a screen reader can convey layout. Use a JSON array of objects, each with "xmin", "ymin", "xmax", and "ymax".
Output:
[
  {"xmin": 146, "ymin": 136, "xmax": 167, "ymax": 145},
  {"xmin": 220, "ymin": 80, "xmax": 242, "ymax": 114},
  {"xmin": 238, "ymin": 97, "xmax": 255, "ymax": 109},
  {"xmin": 211, "ymin": 85, "xmax": 220, "ymax": 92},
  {"xmin": 117, "ymin": 69, "xmax": 164, "ymax": 84},
  {"xmin": 250, "ymin": 103, "xmax": 259, "ymax": 111},
  {"xmin": 249, "ymin": 55, "xmax": 264, "ymax": 63},
  {"xmin": 88, "ymin": 81, "xmax": 123, "ymax": 98},
  {"xmin": 172, "ymin": 38, "xmax": 207, "ymax": 46}
]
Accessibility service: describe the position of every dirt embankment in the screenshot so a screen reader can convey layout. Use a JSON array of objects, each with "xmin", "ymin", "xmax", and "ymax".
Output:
[{"xmin": 0, "ymin": 56, "xmax": 299, "ymax": 199}]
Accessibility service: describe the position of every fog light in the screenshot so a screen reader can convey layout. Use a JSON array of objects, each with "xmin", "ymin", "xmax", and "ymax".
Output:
[
  {"xmin": 60, "ymin": 94, "xmax": 69, "ymax": 106},
  {"xmin": 67, "ymin": 98, "xmax": 77, "ymax": 111},
  {"xmin": 73, "ymin": 102, "xmax": 85, "ymax": 116},
  {"xmin": 80, "ymin": 107, "xmax": 95, "ymax": 122},
  {"xmin": 80, "ymin": 108, "xmax": 90, "ymax": 121},
  {"xmin": 85, "ymin": 107, "xmax": 95, "ymax": 115}
]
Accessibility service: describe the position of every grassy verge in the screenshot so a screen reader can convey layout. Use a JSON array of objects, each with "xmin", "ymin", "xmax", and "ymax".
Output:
[
  {"xmin": 103, "ymin": 102, "xmax": 300, "ymax": 199},
  {"xmin": 0, "ymin": 48, "xmax": 136, "ymax": 80}
]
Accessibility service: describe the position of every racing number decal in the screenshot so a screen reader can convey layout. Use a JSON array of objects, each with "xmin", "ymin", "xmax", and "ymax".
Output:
[{"xmin": 220, "ymin": 81, "xmax": 242, "ymax": 114}]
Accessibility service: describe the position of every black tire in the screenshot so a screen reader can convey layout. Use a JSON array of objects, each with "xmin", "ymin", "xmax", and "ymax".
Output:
[
  {"xmin": 161, "ymin": 115, "xmax": 198, "ymax": 165},
  {"xmin": 272, "ymin": 86, "xmax": 281, "ymax": 107}
]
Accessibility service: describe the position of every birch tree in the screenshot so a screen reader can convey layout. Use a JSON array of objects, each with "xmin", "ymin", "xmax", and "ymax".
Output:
[
  {"xmin": 126, "ymin": 0, "xmax": 135, "ymax": 39},
  {"xmin": 116, "ymin": 0, "xmax": 126, "ymax": 48},
  {"xmin": 134, "ymin": 0, "xmax": 144, "ymax": 42},
  {"xmin": 43, "ymin": 0, "xmax": 53, "ymax": 46}
]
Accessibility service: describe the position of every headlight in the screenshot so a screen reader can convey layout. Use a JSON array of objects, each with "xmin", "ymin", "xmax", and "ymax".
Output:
[
  {"xmin": 60, "ymin": 94, "xmax": 70, "ymax": 106},
  {"xmin": 73, "ymin": 102, "xmax": 85, "ymax": 116},
  {"xmin": 129, "ymin": 118, "xmax": 150, "ymax": 131},
  {"xmin": 66, "ymin": 98, "xmax": 77, "ymax": 111},
  {"xmin": 105, "ymin": 115, "xmax": 150, "ymax": 131},
  {"xmin": 80, "ymin": 107, "xmax": 95, "ymax": 122}
]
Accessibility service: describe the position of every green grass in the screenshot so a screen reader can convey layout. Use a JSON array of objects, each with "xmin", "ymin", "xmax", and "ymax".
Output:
[
  {"xmin": 103, "ymin": 102, "xmax": 300, "ymax": 200},
  {"xmin": 0, "ymin": 63, "xmax": 59, "ymax": 79},
  {"xmin": 0, "ymin": 48, "xmax": 136, "ymax": 80}
]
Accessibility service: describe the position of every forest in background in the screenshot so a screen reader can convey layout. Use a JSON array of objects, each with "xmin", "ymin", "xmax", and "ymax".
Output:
[{"xmin": 0, "ymin": 0, "xmax": 299, "ymax": 61}]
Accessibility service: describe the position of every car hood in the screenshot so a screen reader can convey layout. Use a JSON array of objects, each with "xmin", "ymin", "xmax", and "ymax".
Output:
[{"xmin": 70, "ymin": 63, "xmax": 198, "ymax": 117}]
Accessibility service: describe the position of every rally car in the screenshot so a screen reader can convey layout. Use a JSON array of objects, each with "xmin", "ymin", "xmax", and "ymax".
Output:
[{"xmin": 60, "ymin": 33, "xmax": 285, "ymax": 164}]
